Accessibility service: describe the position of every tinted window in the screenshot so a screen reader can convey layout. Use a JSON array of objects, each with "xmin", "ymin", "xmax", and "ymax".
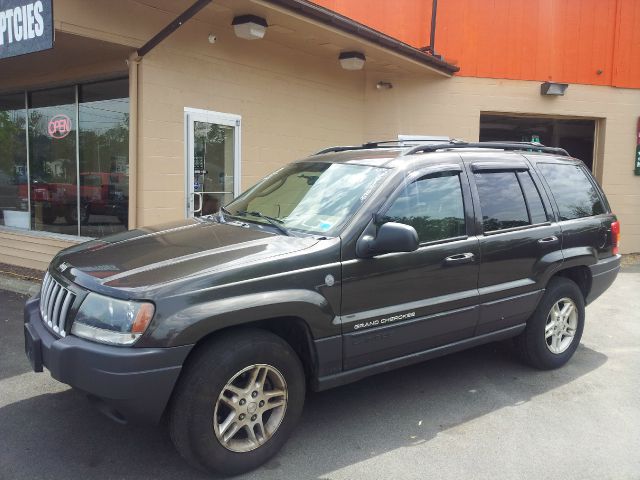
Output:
[
  {"xmin": 538, "ymin": 163, "xmax": 605, "ymax": 220},
  {"xmin": 517, "ymin": 171, "xmax": 548, "ymax": 224},
  {"xmin": 382, "ymin": 173, "xmax": 466, "ymax": 242},
  {"xmin": 474, "ymin": 172, "xmax": 529, "ymax": 231}
]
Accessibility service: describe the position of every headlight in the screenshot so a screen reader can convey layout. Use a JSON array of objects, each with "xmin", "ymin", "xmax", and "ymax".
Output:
[{"xmin": 71, "ymin": 293, "xmax": 155, "ymax": 346}]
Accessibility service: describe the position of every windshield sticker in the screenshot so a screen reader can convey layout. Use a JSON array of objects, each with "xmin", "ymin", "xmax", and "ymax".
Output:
[{"xmin": 360, "ymin": 172, "xmax": 386, "ymax": 202}]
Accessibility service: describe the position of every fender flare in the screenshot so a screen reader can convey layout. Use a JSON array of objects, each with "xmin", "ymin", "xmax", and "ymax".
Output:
[{"xmin": 156, "ymin": 289, "xmax": 338, "ymax": 347}]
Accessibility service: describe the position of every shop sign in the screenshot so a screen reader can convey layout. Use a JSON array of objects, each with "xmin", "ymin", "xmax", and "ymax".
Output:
[
  {"xmin": 636, "ymin": 118, "xmax": 640, "ymax": 176},
  {"xmin": 0, "ymin": 0, "xmax": 53, "ymax": 60},
  {"xmin": 48, "ymin": 114, "xmax": 71, "ymax": 139}
]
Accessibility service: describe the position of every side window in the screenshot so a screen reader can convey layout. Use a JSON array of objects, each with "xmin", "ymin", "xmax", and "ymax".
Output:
[
  {"xmin": 538, "ymin": 163, "xmax": 606, "ymax": 220},
  {"xmin": 517, "ymin": 171, "xmax": 548, "ymax": 224},
  {"xmin": 474, "ymin": 171, "xmax": 529, "ymax": 232},
  {"xmin": 382, "ymin": 172, "xmax": 466, "ymax": 243}
]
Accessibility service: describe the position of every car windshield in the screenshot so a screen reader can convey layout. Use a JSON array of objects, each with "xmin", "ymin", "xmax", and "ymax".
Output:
[{"xmin": 224, "ymin": 161, "xmax": 388, "ymax": 236}]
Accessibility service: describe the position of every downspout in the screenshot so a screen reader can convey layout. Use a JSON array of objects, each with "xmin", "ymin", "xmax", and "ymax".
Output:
[
  {"xmin": 127, "ymin": 53, "xmax": 140, "ymax": 229},
  {"xmin": 125, "ymin": 0, "xmax": 212, "ymax": 229},
  {"xmin": 429, "ymin": 0, "xmax": 438, "ymax": 56}
]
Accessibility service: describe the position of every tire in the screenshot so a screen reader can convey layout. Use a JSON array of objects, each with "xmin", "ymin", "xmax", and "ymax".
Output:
[
  {"xmin": 41, "ymin": 207, "xmax": 57, "ymax": 225},
  {"xmin": 168, "ymin": 328, "xmax": 306, "ymax": 476},
  {"xmin": 516, "ymin": 277, "xmax": 585, "ymax": 370},
  {"xmin": 65, "ymin": 204, "xmax": 89, "ymax": 225}
]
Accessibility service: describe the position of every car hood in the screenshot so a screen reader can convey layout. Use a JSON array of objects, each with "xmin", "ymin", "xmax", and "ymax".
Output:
[{"xmin": 53, "ymin": 218, "xmax": 319, "ymax": 292}]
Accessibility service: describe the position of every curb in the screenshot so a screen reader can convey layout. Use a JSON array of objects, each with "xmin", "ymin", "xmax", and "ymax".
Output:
[{"xmin": 0, "ymin": 274, "xmax": 40, "ymax": 296}]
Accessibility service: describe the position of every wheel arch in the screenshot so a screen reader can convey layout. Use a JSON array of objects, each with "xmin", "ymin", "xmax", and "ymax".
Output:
[
  {"xmin": 550, "ymin": 265, "xmax": 592, "ymax": 301},
  {"xmin": 185, "ymin": 317, "xmax": 319, "ymax": 381}
]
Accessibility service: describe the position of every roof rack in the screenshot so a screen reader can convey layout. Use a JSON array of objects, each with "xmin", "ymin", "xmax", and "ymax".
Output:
[
  {"xmin": 314, "ymin": 136, "xmax": 457, "ymax": 155},
  {"xmin": 314, "ymin": 140, "xmax": 570, "ymax": 157},
  {"xmin": 402, "ymin": 141, "xmax": 570, "ymax": 157}
]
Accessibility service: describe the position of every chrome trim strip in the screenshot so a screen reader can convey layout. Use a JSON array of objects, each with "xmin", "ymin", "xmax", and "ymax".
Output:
[
  {"xmin": 52, "ymin": 287, "xmax": 66, "ymax": 332},
  {"xmin": 47, "ymin": 284, "xmax": 60, "ymax": 327},
  {"xmin": 336, "ymin": 288, "xmax": 479, "ymax": 324},
  {"xmin": 58, "ymin": 292, "xmax": 74, "ymax": 337}
]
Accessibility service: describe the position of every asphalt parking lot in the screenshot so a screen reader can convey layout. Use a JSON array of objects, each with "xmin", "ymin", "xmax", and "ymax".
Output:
[{"xmin": 1, "ymin": 268, "xmax": 639, "ymax": 480}]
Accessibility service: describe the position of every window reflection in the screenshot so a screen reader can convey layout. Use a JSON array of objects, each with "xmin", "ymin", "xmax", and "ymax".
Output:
[
  {"xmin": 383, "ymin": 173, "xmax": 466, "ymax": 242},
  {"xmin": 0, "ymin": 79, "xmax": 129, "ymax": 238},
  {"xmin": 193, "ymin": 122, "xmax": 234, "ymax": 216},
  {"xmin": 79, "ymin": 79, "xmax": 129, "ymax": 236},
  {"xmin": 28, "ymin": 87, "xmax": 78, "ymax": 235},
  {"xmin": 475, "ymin": 172, "xmax": 530, "ymax": 232},
  {"xmin": 538, "ymin": 163, "xmax": 605, "ymax": 220},
  {"xmin": 0, "ymin": 94, "xmax": 28, "ymax": 229}
]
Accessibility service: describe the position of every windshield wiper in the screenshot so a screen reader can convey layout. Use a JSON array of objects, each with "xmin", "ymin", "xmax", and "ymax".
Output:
[{"xmin": 236, "ymin": 210, "xmax": 291, "ymax": 236}]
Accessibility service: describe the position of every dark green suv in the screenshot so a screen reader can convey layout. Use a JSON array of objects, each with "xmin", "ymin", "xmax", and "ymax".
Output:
[{"xmin": 24, "ymin": 141, "xmax": 621, "ymax": 475}]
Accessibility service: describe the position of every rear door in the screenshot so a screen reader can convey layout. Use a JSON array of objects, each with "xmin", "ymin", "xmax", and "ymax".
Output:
[
  {"xmin": 463, "ymin": 153, "xmax": 563, "ymax": 335},
  {"xmin": 340, "ymin": 162, "xmax": 480, "ymax": 370}
]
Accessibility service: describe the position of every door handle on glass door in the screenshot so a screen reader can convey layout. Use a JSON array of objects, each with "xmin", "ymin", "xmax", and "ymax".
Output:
[{"xmin": 443, "ymin": 252, "xmax": 475, "ymax": 265}]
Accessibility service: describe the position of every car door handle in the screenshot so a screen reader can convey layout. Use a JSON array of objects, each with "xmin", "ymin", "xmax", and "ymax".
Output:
[
  {"xmin": 537, "ymin": 236, "xmax": 559, "ymax": 245},
  {"xmin": 443, "ymin": 252, "xmax": 475, "ymax": 265}
]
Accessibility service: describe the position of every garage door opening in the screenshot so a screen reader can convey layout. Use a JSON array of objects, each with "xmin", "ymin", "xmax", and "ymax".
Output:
[{"xmin": 479, "ymin": 114, "xmax": 596, "ymax": 171}]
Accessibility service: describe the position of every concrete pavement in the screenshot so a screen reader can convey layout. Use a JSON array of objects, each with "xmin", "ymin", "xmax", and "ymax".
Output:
[{"xmin": 0, "ymin": 270, "xmax": 638, "ymax": 480}]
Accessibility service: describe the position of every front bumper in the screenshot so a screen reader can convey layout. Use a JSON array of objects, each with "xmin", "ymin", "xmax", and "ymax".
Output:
[{"xmin": 23, "ymin": 297, "xmax": 193, "ymax": 424}]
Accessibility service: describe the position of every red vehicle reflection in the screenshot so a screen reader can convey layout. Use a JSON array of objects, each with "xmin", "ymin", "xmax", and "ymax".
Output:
[{"xmin": 18, "ymin": 172, "xmax": 128, "ymax": 225}]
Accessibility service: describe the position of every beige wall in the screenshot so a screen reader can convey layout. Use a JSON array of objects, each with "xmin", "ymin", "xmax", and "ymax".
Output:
[
  {"xmin": 136, "ymin": 21, "xmax": 366, "ymax": 227},
  {"xmin": 1, "ymin": 0, "xmax": 639, "ymax": 273},
  {"xmin": 363, "ymin": 74, "xmax": 640, "ymax": 253}
]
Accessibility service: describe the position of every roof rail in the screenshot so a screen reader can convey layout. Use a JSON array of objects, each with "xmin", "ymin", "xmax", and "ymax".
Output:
[
  {"xmin": 402, "ymin": 141, "xmax": 570, "ymax": 157},
  {"xmin": 314, "ymin": 137, "xmax": 459, "ymax": 155},
  {"xmin": 315, "ymin": 141, "xmax": 407, "ymax": 155}
]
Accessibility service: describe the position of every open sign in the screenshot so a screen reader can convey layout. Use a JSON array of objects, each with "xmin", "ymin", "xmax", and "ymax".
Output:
[{"xmin": 48, "ymin": 114, "xmax": 71, "ymax": 139}]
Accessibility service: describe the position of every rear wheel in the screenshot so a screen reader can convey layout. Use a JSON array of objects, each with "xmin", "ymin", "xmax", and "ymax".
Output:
[
  {"xmin": 516, "ymin": 277, "xmax": 585, "ymax": 369},
  {"xmin": 168, "ymin": 329, "xmax": 305, "ymax": 476}
]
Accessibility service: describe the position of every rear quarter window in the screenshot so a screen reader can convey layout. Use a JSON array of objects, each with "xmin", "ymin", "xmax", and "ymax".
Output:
[{"xmin": 537, "ymin": 163, "xmax": 606, "ymax": 220}]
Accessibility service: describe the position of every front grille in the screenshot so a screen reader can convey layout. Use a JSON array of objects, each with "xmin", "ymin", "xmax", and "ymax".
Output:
[{"xmin": 40, "ymin": 272, "xmax": 76, "ymax": 337}]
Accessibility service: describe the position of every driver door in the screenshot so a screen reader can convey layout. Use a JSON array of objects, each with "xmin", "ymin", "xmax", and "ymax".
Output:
[{"xmin": 340, "ymin": 165, "xmax": 480, "ymax": 370}]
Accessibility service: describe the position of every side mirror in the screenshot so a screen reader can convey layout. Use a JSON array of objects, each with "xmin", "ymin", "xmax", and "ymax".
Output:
[{"xmin": 357, "ymin": 222, "xmax": 419, "ymax": 257}]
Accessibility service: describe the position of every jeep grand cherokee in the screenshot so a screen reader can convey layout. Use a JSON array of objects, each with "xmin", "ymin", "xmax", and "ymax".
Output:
[{"xmin": 24, "ymin": 140, "xmax": 621, "ymax": 475}]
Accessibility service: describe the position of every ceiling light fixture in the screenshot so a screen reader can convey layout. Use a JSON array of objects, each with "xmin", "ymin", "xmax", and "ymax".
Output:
[
  {"xmin": 232, "ymin": 15, "xmax": 268, "ymax": 40},
  {"xmin": 376, "ymin": 81, "xmax": 393, "ymax": 90},
  {"xmin": 339, "ymin": 51, "xmax": 366, "ymax": 71}
]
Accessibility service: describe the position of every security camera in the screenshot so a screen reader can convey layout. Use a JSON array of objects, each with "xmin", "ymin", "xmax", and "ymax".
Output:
[{"xmin": 208, "ymin": 34, "xmax": 217, "ymax": 44}]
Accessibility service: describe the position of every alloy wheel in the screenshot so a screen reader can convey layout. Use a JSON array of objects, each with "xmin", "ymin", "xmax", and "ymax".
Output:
[
  {"xmin": 545, "ymin": 297, "xmax": 579, "ymax": 354},
  {"xmin": 213, "ymin": 364, "xmax": 288, "ymax": 453}
]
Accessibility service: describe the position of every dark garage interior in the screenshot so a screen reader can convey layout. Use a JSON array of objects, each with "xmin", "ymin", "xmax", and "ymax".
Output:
[{"xmin": 479, "ymin": 114, "xmax": 596, "ymax": 170}]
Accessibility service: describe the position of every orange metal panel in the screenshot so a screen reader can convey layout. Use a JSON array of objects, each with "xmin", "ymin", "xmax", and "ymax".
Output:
[{"xmin": 314, "ymin": 0, "xmax": 640, "ymax": 88}]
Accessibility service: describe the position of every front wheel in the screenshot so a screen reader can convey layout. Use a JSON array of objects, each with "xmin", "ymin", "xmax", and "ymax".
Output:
[
  {"xmin": 516, "ymin": 277, "xmax": 585, "ymax": 370},
  {"xmin": 168, "ymin": 329, "xmax": 305, "ymax": 476}
]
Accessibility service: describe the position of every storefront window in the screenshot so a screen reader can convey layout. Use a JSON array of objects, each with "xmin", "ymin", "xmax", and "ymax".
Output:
[
  {"xmin": 0, "ymin": 94, "xmax": 28, "ymax": 229},
  {"xmin": 28, "ymin": 87, "xmax": 77, "ymax": 235},
  {"xmin": 0, "ymin": 78, "xmax": 129, "ymax": 238},
  {"xmin": 79, "ymin": 79, "xmax": 129, "ymax": 237}
]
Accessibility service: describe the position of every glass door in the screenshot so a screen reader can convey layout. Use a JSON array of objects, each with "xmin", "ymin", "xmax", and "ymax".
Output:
[{"xmin": 185, "ymin": 108, "xmax": 240, "ymax": 218}]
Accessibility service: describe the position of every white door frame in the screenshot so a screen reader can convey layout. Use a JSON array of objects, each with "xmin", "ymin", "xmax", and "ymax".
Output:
[{"xmin": 184, "ymin": 107, "xmax": 241, "ymax": 217}]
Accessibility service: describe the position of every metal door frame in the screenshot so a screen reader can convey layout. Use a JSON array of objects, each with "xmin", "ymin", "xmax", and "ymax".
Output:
[{"xmin": 184, "ymin": 107, "xmax": 241, "ymax": 218}]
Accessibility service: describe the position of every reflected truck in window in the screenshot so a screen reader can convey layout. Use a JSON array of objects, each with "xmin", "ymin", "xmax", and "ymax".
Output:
[{"xmin": 24, "ymin": 140, "xmax": 621, "ymax": 476}]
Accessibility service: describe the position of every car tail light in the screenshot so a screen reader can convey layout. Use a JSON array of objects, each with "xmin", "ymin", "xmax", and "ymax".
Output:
[{"xmin": 611, "ymin": 220, "xmax": 620, "ymax": 255}]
